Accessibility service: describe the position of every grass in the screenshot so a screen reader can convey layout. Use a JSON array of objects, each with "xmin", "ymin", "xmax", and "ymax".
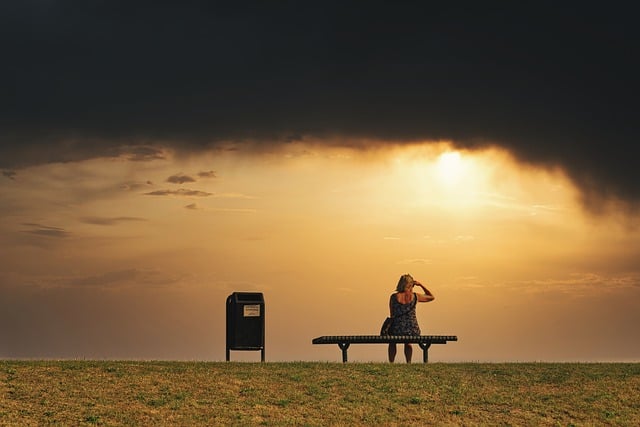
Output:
[{"xmin": 1, "ymin": 361, "xmax": 639, "ymax": 425}]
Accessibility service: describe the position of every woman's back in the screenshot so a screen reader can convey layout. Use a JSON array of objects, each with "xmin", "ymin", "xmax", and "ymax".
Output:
[{"xmin": 389, "ymin": 292, "xmax": 420, "ymax": 336}]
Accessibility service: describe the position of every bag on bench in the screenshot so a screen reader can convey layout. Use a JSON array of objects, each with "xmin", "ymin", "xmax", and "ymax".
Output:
[
  {"xmin": 380, "ymin": 301, "xmax": 414, "ymax": 335},
  {"xmin": 380, "ymin": 317, "xmax": 393, "ymax": 335}
]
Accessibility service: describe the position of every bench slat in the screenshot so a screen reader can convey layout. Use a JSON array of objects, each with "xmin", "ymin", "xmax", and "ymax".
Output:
[{"xmin": 312, "ymin": 335, "xmax": 457, "ymax": 344}]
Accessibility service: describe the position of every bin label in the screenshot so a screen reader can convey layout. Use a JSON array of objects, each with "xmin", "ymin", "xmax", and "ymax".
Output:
[{"xmin": 243, "ymin": 305, "xmax": 261, "ymax": 317}]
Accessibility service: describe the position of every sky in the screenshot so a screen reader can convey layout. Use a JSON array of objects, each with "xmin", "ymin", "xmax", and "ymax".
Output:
[{"xmin": 1, "ymin": 2, "xmax": 639, "ymax": 362}]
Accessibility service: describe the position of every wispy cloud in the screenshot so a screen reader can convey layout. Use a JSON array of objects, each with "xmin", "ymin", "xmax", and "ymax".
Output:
[
  {"xmin": 3, "ymin": 269, "xmax": 190, "ymax": 291},
  {"xmin": 123, "ymin": 146, "xmax": 166, "ymax": 162},
  {"xmin": 167, "ymin": 173, "xmax": 196, "ymax": 184},
  {"xmin": 62, "ymin": 269, "xmax": 187, "ymax": 289},
  {"xmin": 197, "ymin": 170, "xmax": 216, "ymax": 178},
  {"xmin": 213, "ymin": 192, "xmax": 256, "ymax": 199},
  {"xmin": 530, "ymin": 204, "xmax": 562, "ymax": 212},
  {"xmin": 144, "ymin": 189, "xmax": 212, "ymax": 197},
  {"xmin": 397, "ymin": 259, "xmax": 433, "ymax": 265},
  {"xmin": 2, "ymin": 170, "xmax": 16, "ymax": 180},
  {"xmin": 80, "ymin": 216, "xmax": 147, "ymax": 226},
  {"xmin": 183, "ymin": 203, "xmax": 255, "ymax": 213},
  {"xmin": 499, "ymin": 272, "xmax": 640, "ymax": 296},
  {"xmin": 528, "ymin": 204, "xmax": 564, "ymax": 216},
  {"xmin": 120, "ymin": 181, "xmax": 153, "ymax": 191},
  {"xmin": 21, "ymin": 223, "xmax": 70, "ymax": 238},
  {"xmin": 475, "ymin": 192, "xmax": 564, "ymax": 216},
  {"xmin": 209, "ymin": 208, "xmax": 256, "ymax": 214},
  {"xmin": 546, "ymin": 273, "xmax": 639, "ymax": 289}
]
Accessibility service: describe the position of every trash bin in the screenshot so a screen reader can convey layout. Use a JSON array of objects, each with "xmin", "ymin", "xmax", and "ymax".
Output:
[{"xmin": 226, "ymin": 292, "xmax": 265, "ymax": 361}]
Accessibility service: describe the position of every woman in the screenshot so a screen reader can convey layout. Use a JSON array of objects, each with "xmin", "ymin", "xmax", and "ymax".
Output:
[{"xmin": 388, "ymin": 274, "xmax": 435, "ymax": 363}]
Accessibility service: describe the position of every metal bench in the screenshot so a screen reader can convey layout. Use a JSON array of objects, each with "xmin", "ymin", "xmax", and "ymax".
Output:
[{"xmin": 312, "ymin": 335, "xmax": 458, "ymax": 363}]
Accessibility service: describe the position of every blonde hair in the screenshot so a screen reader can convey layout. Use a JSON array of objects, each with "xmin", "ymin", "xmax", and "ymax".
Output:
[{"xmin": 396, "ymin": 274, "xmax": 414, "ymax": 292}]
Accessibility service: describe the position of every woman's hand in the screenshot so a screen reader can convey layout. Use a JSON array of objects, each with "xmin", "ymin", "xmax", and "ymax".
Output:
[{"xmin": 414, "ymin": 281, "xmax": 428, "ymax": 292}]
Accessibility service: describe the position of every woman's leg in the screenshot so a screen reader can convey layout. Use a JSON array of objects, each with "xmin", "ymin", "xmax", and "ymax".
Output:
[
  {"xmin": 404, "ymin": 343, "xmax": 413, "ymax": 363},
  {"xmin": 388, "ymin": 343, "xmax": 397, "ymax": 362}
]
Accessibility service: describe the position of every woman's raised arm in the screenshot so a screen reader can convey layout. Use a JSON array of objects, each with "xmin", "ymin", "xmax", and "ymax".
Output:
[{"xmin": 415, "ymin": 282, "xmax": 435, "ymax": 302}]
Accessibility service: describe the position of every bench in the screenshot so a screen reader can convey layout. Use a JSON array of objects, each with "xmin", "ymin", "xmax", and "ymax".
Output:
[{"xmin": 312, "ymin": 335, "xmax": 458, "ymax": 363}]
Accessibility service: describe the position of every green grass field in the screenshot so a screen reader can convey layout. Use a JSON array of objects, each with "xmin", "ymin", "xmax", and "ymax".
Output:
[{"xmin": 1, "ymin": 361, "xmax": 639, "ymax": 425}]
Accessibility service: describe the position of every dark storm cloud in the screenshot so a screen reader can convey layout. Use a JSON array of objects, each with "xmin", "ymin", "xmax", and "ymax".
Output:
[{"xmin": 1, "ymin": 2, "xmax": 639, "ymax": 207}]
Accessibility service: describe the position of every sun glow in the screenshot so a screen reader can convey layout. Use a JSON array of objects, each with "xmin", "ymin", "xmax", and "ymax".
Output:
[
  {"xmin": 388, "ymin": 146, "xmax": 490, "ymax": 212},
  {"xmin": 436, "ymin": 151, "xmax": 464, "ymax": 185}
]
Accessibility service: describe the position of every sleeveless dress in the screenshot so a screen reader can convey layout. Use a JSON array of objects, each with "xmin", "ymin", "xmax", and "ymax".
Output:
[{"xmin": 389, "ymin": 292, "xmax": 421, "ymax": 335}]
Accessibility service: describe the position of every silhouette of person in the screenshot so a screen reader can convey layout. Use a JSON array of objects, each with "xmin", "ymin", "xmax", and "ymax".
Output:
[{"xmin": 388, "ymin": 274, "xmax": 435, "ymax": 363}]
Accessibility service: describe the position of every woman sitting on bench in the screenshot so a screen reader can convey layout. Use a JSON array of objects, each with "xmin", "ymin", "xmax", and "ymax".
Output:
[{"xmin": 388, "ymin": 274, "xmax": 435, "ymax": 363}]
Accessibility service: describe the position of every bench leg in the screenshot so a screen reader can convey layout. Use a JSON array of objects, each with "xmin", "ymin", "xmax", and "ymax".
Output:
[
  {"xmin": 338, "ymin": 342, "xmax": 351, "ymax": 363},
  {"xmin": 418, "ymin": 342, "xmax": 431, "ymax": 363}
]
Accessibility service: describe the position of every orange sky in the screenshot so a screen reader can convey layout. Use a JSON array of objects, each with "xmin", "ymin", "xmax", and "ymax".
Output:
[{"xmin": 1, "ymin": 142, "xmax": 639, "ymax": 362}]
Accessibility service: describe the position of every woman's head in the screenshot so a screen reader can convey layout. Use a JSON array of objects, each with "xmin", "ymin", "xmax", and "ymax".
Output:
[{"xmin": 396, "ymin": 274, "xmax": 415, "ymax": 292}]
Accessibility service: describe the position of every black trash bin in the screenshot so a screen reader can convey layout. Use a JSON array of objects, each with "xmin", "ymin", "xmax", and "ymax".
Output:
[{"xmin": 226, "ymin": 292, "xmax": 265, "ymax": 361}]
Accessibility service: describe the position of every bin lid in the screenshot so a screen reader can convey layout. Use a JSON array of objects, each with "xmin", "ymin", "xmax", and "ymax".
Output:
[{"xmin": 232, "ymin": 292, "xmax": 264, "ymax": 303}]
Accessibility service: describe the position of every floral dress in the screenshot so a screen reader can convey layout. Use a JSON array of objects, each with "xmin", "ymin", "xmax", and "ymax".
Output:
[{"xmin": 389, "ymin": 292, "xmax": 421, "ymax": 336}]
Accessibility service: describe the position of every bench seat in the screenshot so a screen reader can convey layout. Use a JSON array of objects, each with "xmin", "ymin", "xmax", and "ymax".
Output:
[{"xmin": 312, "ymin": 335, "xmax": 458, "ymax": 363}]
